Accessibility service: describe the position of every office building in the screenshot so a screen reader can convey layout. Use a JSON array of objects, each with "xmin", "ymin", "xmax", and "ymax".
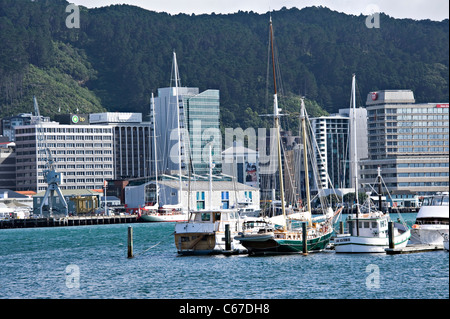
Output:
[
  {"xmin": 90, "ymin": 112, "xmax": 153, "ymax": 180},
  {"xmin": 154, "ymin": 87, "xmax": 221, "ymax": 176},
  {"xmin": 360, "ymin": 90, "xmax": 449, "ymax": 196},
  {"xmin": 14, "ymin": 122, "xmax": 114, "ymax": 192}
]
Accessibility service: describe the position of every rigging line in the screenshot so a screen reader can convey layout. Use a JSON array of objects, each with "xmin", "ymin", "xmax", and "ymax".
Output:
[
  {"xmin": 133, "ymin": 231, "xmax": 175, "ymax": 257},
  {"xmin": 305, "ymin": 110, "xmax": 340, "ymax": 204}
]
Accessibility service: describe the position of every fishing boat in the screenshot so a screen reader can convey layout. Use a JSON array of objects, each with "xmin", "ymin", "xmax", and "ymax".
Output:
[
  {"xmin": 410, "ymin": 192, "xmax": 449, "ymax": 245},
  {"xmin": 235, "ymin": 18, "xmax": 335, "ymax": 255},
  {"xmin": 334, "ymin": 75, "xmax": 411, "ymax": 253},
  {"xmin": 174, "ymin": 209, "xmax": 248, "ymax": 255}
]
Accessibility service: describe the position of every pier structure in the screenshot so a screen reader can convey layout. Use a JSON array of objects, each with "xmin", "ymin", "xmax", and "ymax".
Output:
[{"xmin": 0, "ymin": 214, "xmax": 139, "ymax": 229}]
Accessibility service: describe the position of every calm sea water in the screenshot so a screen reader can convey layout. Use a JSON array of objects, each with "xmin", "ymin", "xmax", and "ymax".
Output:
[{"xmin": 0, "ymin": 213, "xmax": 448, "ymax": 300}]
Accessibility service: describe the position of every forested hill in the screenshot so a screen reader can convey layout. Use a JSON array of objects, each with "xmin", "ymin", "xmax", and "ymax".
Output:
[{"xmin": 0, "ymin": 0, "xmax": 448, "ymax": 130}]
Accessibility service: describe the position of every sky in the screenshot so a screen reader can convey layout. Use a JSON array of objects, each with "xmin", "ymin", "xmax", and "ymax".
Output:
[{"xmin": 70, "ymin": 0, "xmax": 449, "ymax": 21}]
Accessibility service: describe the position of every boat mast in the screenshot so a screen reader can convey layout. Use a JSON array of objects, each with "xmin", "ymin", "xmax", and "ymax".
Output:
[
  {"xmin": 172, "ymin": 51, "xmax": 183, "ymax": 202},
  {"xmin": 151, "ymin": 93, "xmax": 159, "ymax": 208},
  {"xmin": 351, "ymin": 74, "xmax": 360, "ymax": 236},
  {"xmin": 300, "ymin": 98, "xmax": 312, "ymax": 226},
  {"xmin": 209, "ymin": 144, "xmax": 213, "ymax": 210},
  {"xmin": 269, "ymin": 17, "xmax": 287, "ymax": 228}
]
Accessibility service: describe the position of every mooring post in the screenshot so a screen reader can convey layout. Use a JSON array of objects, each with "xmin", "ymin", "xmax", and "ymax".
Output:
[
  {"xmin": 127, "ymin": 226, "xmax": 134, "ymax": 258},
  {"xmin": 225, "ymin": 224, "xmax": 231, "ymax": 251},
  {"xmin": 302, "ymin": 222, "xmax": 308, "ymax": 255},
  {"xmin": 388, "ymin": 221, "xmax": 395, "ymax": 249},
  {"xmin": 339, "ymin": 221, "xmax": 344, "ymax": 234}
]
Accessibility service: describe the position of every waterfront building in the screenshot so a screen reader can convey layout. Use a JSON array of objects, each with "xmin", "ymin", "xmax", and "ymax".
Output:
[
  {"xmin": 14, "ymin": 122, "xmax": 114, "ymax": 192},
  {"xmin": 360, "ymin": 90, "xmax": 449, "ymax": 196},
  {"xmin": 154, "ymin": 87, "xmax": 221, "ymax": 176},
  {"xmin": 124, "ymin": 177, "xmax": 259, "ymax": 211},
  {"xmin": 32, "ymin": 189, "xmax": 102, "ymax": 217}
]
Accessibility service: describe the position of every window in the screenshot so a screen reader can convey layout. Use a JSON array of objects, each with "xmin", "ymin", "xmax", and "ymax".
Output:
[
  {"xmin": 197, "ymin": 192, "xmax": 205, "ymax": 210},
  {"xmin": 222, "ymin": 191, "xmax": 229, "ymax": 209}
]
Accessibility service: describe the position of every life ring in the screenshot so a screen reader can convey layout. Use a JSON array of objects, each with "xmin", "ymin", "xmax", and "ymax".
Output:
[{"xmin": 412, "ymin": 224, "xmax": 419, "ymax": 229}]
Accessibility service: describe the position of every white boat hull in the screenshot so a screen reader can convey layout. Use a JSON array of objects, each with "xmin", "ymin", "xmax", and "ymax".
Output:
[
  {"xmin": 334, "ymin": 230, "xmax": 411, "ymax": 253},
  {"xmin": 140, "ymin": 212, "xmax": 188, "ymax": 222}
]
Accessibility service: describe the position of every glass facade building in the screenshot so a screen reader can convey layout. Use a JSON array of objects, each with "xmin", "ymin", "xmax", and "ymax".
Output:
[{"xmin": 154, "ymin": 87, "xmax": 221, "ymax": 177}]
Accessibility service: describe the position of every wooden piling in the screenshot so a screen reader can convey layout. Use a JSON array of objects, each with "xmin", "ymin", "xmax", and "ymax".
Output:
[
  {"xmin": 388, "ymin": 221, "xmax": 395, "ymax": 249},
  {"xmin": 225, "ymin": 224, "xmax": 231, "ymax": 251},
  {"xmin": 127, "ymin": 226, "xmax": 134, "ymax": 258},
  {"xmin": 339, "ymin": 221, "xmax": 344, "ymax": 234},
  {"xmin": 302, "ymin": 222, "xmax": 308, "ymax": 255}
]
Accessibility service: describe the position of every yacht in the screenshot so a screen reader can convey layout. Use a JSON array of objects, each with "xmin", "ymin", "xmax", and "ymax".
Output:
[
  {"xmin": 410, "ymin": 192, "xmax": 449, "ymax": 245},
  {"xmin": 333, "ymin": 75, "xmax": 411, "ymax": 253}
]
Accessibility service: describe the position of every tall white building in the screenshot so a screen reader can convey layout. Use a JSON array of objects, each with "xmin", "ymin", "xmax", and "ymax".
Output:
[{"xmin": 310, "ymin": 107, "xmax": 367, "ymax": 192}]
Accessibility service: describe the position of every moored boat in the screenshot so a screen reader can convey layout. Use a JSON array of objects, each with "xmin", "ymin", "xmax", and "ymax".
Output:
[
  {"xmin": 410, "ymin": 192, "xmax": 449, "ymax": 245},
  {"xmin": 334, "ymin": 75, "xmax": 411, "ymax": 253},
  {"xmin": 235, "ymin": 18, "xmax": 336, "ymax": 255},
  {"xmin": 174, "ymin": 209, "xmax": 247, "ymax": 255}
]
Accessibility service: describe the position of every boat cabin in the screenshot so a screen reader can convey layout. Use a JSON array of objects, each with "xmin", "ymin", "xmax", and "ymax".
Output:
[
  {"xmin": 188, "ymin": 210, "xmax": 241, "ymax": 232},
  {"xmin": 347, "ymin": 214, "xmax": 389, "ymax": 237}
]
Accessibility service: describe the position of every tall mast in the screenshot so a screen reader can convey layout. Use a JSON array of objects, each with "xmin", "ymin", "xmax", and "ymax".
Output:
[
  {"xmin": 351, "ymin": 74, "xmax": 360, "ymax": 236},
  {"xmin": 151, "ymin": 93, "xmax": 159, "ymax": 207},
  {"xmin": 173, "ymin": 51, "xmax": 183, "ymax": 200},
  {"xmin": 269, "ymin": 18, "xmax": 287, "ymax": 227},
  {"xmin": 300, "ymin": 99, "xmax": 312, "ymax": 226}
]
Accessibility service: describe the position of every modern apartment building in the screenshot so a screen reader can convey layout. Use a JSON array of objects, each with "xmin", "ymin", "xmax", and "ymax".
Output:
[
  {"xmin": 14, "ymin": 122, "xmax": 114, "ymax": 192},
  {"xmin": 310, "ymin": 107, "xmax": 368, "ymax": 192},
  {"xmin": 360, "ymin": 90, "xmax": 449, "ymax": 196}
]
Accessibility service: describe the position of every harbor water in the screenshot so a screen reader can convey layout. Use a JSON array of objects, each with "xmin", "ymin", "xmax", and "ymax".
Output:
[{"xmin": 0, "ymin": 213, "xmax": 448, "ymax": 299}]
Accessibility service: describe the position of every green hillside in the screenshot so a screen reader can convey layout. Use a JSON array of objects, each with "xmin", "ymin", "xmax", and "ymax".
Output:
[{"xmin": 0, "ymin": 0, "xmax": 448, "ymax": 129}]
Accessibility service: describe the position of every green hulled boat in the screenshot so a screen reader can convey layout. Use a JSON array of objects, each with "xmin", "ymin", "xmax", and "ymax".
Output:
[{"xmin": 235, "ymin": 18, "xmax": 337, "ymax": 255}]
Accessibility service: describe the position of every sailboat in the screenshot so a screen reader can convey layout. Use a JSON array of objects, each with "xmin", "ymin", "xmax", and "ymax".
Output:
[
  {"xmin": 333, "ymin": 74, "xmax": 411, "ymax": 253},
  {"xmin": 234, "ymin": 18, "xmax": 335, "ymax": 255},
  {"xmin": 140, "ymin": 53, "xmax": 188, "ymax": 223}
]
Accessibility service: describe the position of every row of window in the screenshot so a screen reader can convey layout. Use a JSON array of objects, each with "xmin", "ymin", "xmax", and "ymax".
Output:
[
  {"xmin": 45, "ymin": 135, "xmax": 112, "ymax": 140},
  {"xmin": 371, "ymin": 107, "xmax": 449, "ymax": 115}
]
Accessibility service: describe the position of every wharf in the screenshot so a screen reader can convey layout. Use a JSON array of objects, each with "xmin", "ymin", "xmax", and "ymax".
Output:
[
  {"xmin": 385, "ymin": 244, "xmax": 444, "ymax": 255},
  {"xmin": 0, "ymin": 215, "xmax": 140, "ymax": 229}
]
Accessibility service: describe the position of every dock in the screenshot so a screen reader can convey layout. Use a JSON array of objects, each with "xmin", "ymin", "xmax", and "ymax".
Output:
[
  {"xmin": 385, "ymin": 244, "xmax": 444, "ymax": 255},
  {"xmin": 0, "ymin": 215, "xmax": 140, "ymax": 229}
]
